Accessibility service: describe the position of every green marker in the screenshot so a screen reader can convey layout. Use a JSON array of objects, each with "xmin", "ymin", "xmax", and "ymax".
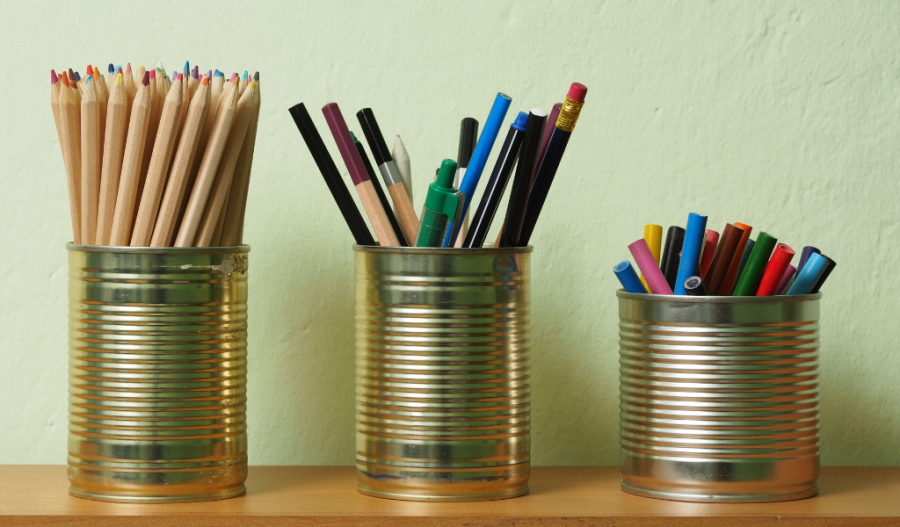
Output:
[
  {"xmin": 732, "ymin": 232, "xmax": 778, "ymax": 296},
  {"xmin": 416, "ymin": 159, "xmax": 464, "ymax": 247}
]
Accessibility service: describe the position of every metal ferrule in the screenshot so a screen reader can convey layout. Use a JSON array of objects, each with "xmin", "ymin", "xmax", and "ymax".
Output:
[
  {"xmin": 378, "ymin": 159, "xmax": 403, "ymax": 187},
  {"xmin": 354, "ymin": 246, "xmax": 532, "ymax": 501},
  {"xmin": 617, "ymin": 292, "xmax": 821, "ymax": 503},
  {"xmin": 67, "ymin": 244, "xmax": 250, "ymax": 503},
  {"xmin": 555, "ymin": 96, "xmax": 584, "ymax": 133}
]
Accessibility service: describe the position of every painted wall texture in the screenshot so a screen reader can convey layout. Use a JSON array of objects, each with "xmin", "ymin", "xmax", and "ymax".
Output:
[{"xmin": 1, "ymin": 0, "xmax": 898, "ymax": 466}]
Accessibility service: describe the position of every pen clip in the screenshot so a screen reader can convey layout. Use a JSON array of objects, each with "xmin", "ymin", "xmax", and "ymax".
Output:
[{"xmin": 446, "ymin": 190, "xmax": 466, "ymax": 245}]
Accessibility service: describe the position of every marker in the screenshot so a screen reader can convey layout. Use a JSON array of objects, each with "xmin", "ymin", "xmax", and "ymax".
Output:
[
  {"xmin": 734, "ymin": 238, "xmax": 755, "ymax": 287},
  {"xmin": 787, "ymin": 253, "xmax": 829, "ymax": 295},
  {"xmin": 809, "ymin": 255, "xmax": 835, "ymax": 293},
  {"xmin": 674, "ymin": 213, "xmax": 708, "ymax": 295},
  {"xmin": 756, "ymin": 243, "xmax": 795, "ymax": 296},
  {"xmin": 614, "ymin": 261, "xmax": 649, "ymax": 294},
  {"xmin": 797, "ymin": 246, "xmax": 820, "ymax": 275},
  {"xmin": 684, "ymin": 276, "xmax": 708, "ymax": 296},
  {"xmin": 629, "ymin": 239, "xmax": 673, "ymax": 295},
  {"xmin": 445, "ymin": 92, "xmax": 512, "ymax": 246},
  {"xmin": 660, "ymin": 226, "xmax": 685, "ymax": 290},
  {"xmin": 732, "ymin": 232, "xmax": 777, "ymax": 296},
  {"xmin": 453, "ymin": 117, "xmax": 478, "ymax": 246},
  {"xmin": 703, "ymin": 223, "xmax": 745, "ymax": 295},
  {"xmin": 640, "ymin": 225, "xmax": 663, "ymax": 291},
  {"xmin": 499, "ymin": 109, "xmax": 547, "ymax": 247},
  {"xmin": 719, "ymin": 222, "xmax": 753, "ymax": 295},
  {"xmin": 352, "ymin": 131, "xmax": 408, "ymax": 246},
  {"xmin": 288, "ymin": 103, "xmax": 375, "ymax": 246},
  {"xmin": 356, "ymin": 108, "xmax": 420, "ymax": 244},
  {"xmin": 322, "ymin": 102, "xmax": 399, "ymax": 246},
  {"xmin": 699, "ymin": 229, "xmax": 719, "ymax": 279},
  {"xmin": 417, "ymin": 159, "xmax": 464, "ymax": 247},
  {"xmin": 518, "ymin": 83, "xmax": 587, "ymax": 246},
  {"xmin": 463, "ymin": 112, "xmax": 528, "ymax": 248},
  {"xmin": 776, "ymin": 264, "xmax": 796, "ymax": 295}
]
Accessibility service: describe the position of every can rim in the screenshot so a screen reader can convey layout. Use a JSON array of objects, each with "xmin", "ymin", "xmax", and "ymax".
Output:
[
  {"xmin": 66, "ymin": 243, "xmax": 250, "ymax": 254},
  {"xmin": 616, "ymin": 289, "xmax": 821, "ymax": 302},
  {"xmin": 353, "ymin": 245, "xmax": 533, "ymax": 254}
]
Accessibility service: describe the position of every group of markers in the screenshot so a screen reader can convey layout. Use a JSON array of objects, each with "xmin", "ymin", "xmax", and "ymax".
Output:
[
  {"xmin": 50, "ymin": 62, "xmax": 260, "ymax": 247},
  {"xmin": 615, "ymin": 214, "xmax": 836, "ymax": 296},
  {"xmin": 288, "ymin": 82, "xmax": 587, "ymax": 248}
]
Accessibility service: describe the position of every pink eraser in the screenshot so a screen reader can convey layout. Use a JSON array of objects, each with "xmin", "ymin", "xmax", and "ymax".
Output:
[
  {"xmin": 629, "ymin": 239, "xmax": 673, "ymax": 295},
  {"xmin": 567, "ymin": 82, "xmax": 587, "ymax": 102}
]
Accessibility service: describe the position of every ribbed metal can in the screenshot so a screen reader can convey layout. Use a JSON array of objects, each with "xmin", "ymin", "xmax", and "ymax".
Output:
[
  {"xmin": 617, "ymin": 291, "xmax": 821, "ymax": 502},
  {"xmin": 67, "ymin": 244, "xmax": 250, "ymax": 503},
  {"xmin": 355, "ymin": 246, "xmax": 532, "ymax": 501}
]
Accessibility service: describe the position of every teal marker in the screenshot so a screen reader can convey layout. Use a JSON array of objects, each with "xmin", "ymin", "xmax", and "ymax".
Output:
[{"xmin": 416, "ymin": 159, "xmax": 464, "ymax": 247}]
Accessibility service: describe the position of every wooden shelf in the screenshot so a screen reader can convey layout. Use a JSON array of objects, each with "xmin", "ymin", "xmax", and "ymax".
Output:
[{"xmin": 2, "ymin": 466, "xmax": 899, "ymax": 526}]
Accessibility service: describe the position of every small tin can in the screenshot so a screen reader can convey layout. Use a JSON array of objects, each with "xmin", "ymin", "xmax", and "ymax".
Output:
[
  {"xmin": 67, "ymin": 244, "xmax": 250, "ymax": 503},
  {"xmin": 354, "ymin": 246, "xmax": 532, "ymax": 501},
  {"xmin": 617, "ymin": 292, "xmax": 821, "ymax": 502}
]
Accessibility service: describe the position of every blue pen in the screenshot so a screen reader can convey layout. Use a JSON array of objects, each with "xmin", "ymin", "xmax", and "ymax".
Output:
[
  {"xmin": 443, "ymin": 92, "xmax": 512, "ymax": 246},
  {"xmin": 787, "ymin": 253, "xmax": 828, "ymax": 295},
  {"xmin": 674, "ymin": 213, "xmax": 708, "ymax": 294},
  {"xmin": 614, "ymin": 261, "xmax": 649, "ymax": 294}
]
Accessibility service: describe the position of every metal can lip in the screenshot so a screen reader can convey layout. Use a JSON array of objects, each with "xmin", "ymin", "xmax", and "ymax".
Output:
[
  {"xmin": 66, "ymin": 243, "xmax": 250, "ymax": 254},
  {"xmin": 353, "ymin": 244, "xmax": 533, "ymax": 255},
  {"xmin": 616, "ymin": 289, "xmax": 821, "ymax": 303}
]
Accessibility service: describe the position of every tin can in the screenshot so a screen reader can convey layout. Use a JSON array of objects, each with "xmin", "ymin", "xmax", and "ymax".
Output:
[
  {"xmin": 67, "ymin": 244, "xmax": 250, "ymax": 503},
  {"xmin": 617, "ymin": 292, "xmax": 821, "ymax": 502},
  {"xmin": 354, "ymin": 246, "xmax": 532, "ymax": 501}
]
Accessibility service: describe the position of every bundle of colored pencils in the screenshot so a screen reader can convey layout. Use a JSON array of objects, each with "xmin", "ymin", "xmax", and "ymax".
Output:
[
  {"xmin": 615, "ymin": 214, "xmax": 836, "ymax": 296},
  {"xmin": 50, "ymin": 62, "xmax": 260, "ymax": 247},
  {"xmin": 288, "ymin": 82, "xmax": 587, "ymax": 248}
]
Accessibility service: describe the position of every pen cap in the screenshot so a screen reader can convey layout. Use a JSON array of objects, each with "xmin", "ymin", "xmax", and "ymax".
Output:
[{"xmin": 458, "ymin": 118, "xmax": 479, "ymax": 168}]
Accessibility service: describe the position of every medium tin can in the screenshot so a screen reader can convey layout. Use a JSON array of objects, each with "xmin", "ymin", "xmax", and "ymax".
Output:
[
  {"xmin": 355, "ymin": 246, "xmax": 532, "ymax": 501},
  {"xmin": 617, "ymin": 292, "xmax": 821, "ymax": 502},
  {"xmin": 67, "ymin": 244, "xmax": 250, "ymax": 503}
]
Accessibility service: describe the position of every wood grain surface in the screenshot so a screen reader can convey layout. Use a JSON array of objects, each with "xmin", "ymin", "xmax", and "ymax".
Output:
[{"xmin": 1, "ymin": 466, "xmax": 898, "ymax": 526}]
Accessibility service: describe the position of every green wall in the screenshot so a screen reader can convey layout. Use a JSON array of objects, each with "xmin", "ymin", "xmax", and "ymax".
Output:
[{"xmin": 1, "ymin": 0, "xmax": 897, "ymax": 466}]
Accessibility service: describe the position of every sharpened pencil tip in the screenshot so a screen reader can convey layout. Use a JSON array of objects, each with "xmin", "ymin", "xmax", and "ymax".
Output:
[
  {"xmin": 184, "ymin": 61, "xmax": 189, "ymax": 72},
  {"xmin": 86, "ymin": 65, "xmax": 93, "ymax": 76},
  {"xmin": 51, "ymin": 69, "xmax": 58, "ymax": 84},
  {"xmin": 253, "ymin": 71, "xmax": 259, "ymax": 81},
  {"xmin": 230, "ymin": 73, "xmax": 239, "ymax": 83},
  {"xmin": 241, "ymin": 70, "xmax": 248, "ymax": 80},
  {"xmin": 177, "ymin": 73, "xmax": 183, "ymax": 81},
  {"xmin": 116, "ymin": 72, "xmax": 123, "ymax": 84},
  {"xmin": 149, "ymin": 69, "xmax": 156, "ymax": 80},
  {"xmin": 126, "ymin": 63, "xmax": 132, "ymax": 73},
  {"xmin": 142, "ymin": 71, "xmax": 150, "ymax": 86},
  {"xmin": 108, "ymin": 63, "xmax": 114, "ymax": 73},
  {"xmin": 201, "ymin": 75, "xmax": 209, "ymax": 86},
  {"xmin": 156, "ymin": 60, "xmax": 163, "ymax": 70}
]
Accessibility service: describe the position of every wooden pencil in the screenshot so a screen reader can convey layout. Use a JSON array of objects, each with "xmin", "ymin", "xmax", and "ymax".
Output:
[
  {"xmin": 50, "ymin": 71, "xmax": 67, "ymax": 169},
  {"xmin": 58, "ymin": 78, "xmax": 82, "ymax": 243},
  {"xmin": 220, "ymin": 74, "xmax": 260, "ymax": 246},
  {"xmin": 210, "ymin": 189, "xmax": 229, "ymax": 246},
  {"xmin": 95, "ymin": 74, "xmax": 128, "ymax": 245},
  {"xmin": 138, "ymin": 70, "xmax": 162, "ymax": 204},
  {"xmin": 109, "ymin": 73, "xmax": 151, "ymax": 246},
  {"xmin": 94, "ymin": 70, "xmax": 109, "ymax": 168},
  {"xmin": 124, "ymin": 64, "xmax": 137, "ymax": 128},
  {"xmin": 193, "ymin": 82, "xmax": 258, "ymax": 247},
  {"xmin": 130, "ymin": 75, "xmax": 185, "ymax": 246},
  {"xmin": 80, "ymin": 78, "xmax": 101, "ymax": 245},
  {"xmin": 150, "ymin": 77, "xmax": 211, "ymax": 247},
  {"xmin": 173, "ymin": 76, "xmax": 240, "ymax": 247},
  {"xmin": 180, "ymin": 72, "xmax": 227, "ymax": 230}
]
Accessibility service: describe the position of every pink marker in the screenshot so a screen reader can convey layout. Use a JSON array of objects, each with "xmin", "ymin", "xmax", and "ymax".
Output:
[
  {"xmin": 629, "ymin": 239, "xmax": 674, "ymax": 295},
  {"xmin": 699, "ymin": 229, "xmax": 720, "ymax": 279},
  {"xmin": 776, "ymin": 264, "xmax": 797, "ymax": 295}
]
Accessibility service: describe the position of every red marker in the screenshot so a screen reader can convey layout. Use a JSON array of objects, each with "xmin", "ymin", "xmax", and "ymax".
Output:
[
  {"xmin": 699, "ymin": 229, "xmax": 719, "ymax": 279},
  {"xmin": 756, "ymin": 243, "xmax": 795, "ymax": 296}
]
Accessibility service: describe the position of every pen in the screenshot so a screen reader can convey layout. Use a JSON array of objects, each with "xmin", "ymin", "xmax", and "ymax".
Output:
[
  {"xmin": 416, "ymin": 159, "xmax": 464, "ymax": 247},
  {"xmin": 660, "ymin": 226, "xmax": 685, "ymax": 290},
  {"xmin": 463, "ymin": 112, "xmax": 527, "ymax": 248},
  {"xmin": 499, "ymin": 109, "xmax": 547, "ymax": 247},
  {"xmin": 454, "ymin": 118, "xmax": 478, "ymax": 246},
  {"xmin": 444, "ymin": 92, "xmax": 512, "ymax": 246}
]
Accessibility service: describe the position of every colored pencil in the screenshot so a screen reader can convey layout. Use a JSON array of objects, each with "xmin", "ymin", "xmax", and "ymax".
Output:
[
  {"xmin": 220, "ymin": 73, "xmax": 260, "ymax": 247},
  {"xmin": 80, "ymin": 77, "xmax": 101, "ymax": 245},
  {"xmin": 96, "ymin": 74, "xmax": 128, "ymax": 245},
  {"xmin": 109, "ymin": 73, "xmax": 152, "ymax": 246},
  {"xmin": 353, "ymin": 131, "xmax": 408, "ymax": 246},
  {"xmin": 58, "ymin": 75, "xmax": 83, "ymax": 243}
]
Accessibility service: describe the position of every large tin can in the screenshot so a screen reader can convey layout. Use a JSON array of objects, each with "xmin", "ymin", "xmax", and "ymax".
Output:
[
  {"xmin": 67, "ymin": 244, "xmax": 250, "ymax": 503},
  {"xmin": 617, "ymin": 292, "xmax": 821, "ymax": 502},
  {"xmin": 354, "ymin": 246, "xmax": 532, "ymax": 501}
]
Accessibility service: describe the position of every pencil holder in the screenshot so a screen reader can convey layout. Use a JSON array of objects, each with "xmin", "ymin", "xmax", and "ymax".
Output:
[
  {"xmin": 617, "ymin": 292, "xmax": 821, "ymax": 503},
  {"xmin": 355, "ymin": 245, "xmax": 532, "ymax": 501},
  {"xmin": 67, "ymin": 244, "xmax": 250, "ymax": 503}
]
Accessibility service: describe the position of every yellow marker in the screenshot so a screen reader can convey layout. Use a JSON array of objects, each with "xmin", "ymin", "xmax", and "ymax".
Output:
[{"xmin": 641, "ymin": 224, "xmax": 664, "ymax": 290}]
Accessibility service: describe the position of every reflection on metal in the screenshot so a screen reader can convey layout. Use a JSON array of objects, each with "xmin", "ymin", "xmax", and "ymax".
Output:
[
  {"xmin": 355, "ymin": 246, "xmax": 532, "ymax": 501},
  {"xmin": 67, "ymin": 244, "xmax": 249, "ymax": 503},
  {"xmin": 618, "ymin": 292, "xmax": 821, "ymax": 502}
]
